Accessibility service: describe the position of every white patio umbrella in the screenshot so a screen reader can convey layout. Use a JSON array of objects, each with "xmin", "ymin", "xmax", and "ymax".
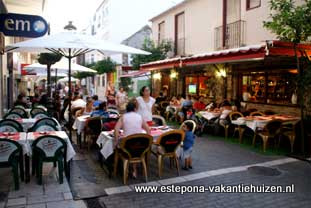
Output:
[
  {"xmin": 5, "ymin": 31, "xmax": 151, "ymax": 141},
  {"xmin": 24, "ymin": 58, "xmax": 97, "ymax": 74},
  {"xmin": 58, "ymin": 77, "xmax": 79, "ymax": 82}
]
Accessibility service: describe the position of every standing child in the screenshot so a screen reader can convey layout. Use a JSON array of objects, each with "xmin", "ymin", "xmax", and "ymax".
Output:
[{"xmin": 182, "ymin": 122, "xmax": 195, "ymax": 170}]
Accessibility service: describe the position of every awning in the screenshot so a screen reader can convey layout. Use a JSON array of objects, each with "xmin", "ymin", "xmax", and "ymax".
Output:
[
  {"xmin": 140, "ymin": 41, "xmax": 311, "ymax": 71},
  {"xmin": 120, "ymin": 70, "xmax": 149, "ymax": 78}
]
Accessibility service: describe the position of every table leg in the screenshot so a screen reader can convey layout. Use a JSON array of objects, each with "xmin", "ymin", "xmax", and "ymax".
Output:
[{"xmin": 25, "ymin": 155, "xmax": 30, "ymax": 183}]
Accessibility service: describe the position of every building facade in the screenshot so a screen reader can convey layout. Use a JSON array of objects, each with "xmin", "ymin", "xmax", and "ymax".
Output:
[
  {"xmin": 1, "ymin": 0, "xmax": 47, "ymax": 116},
  {"xmin": 143, "ymin": 0, "xmax": 309, "ymax": 116}
]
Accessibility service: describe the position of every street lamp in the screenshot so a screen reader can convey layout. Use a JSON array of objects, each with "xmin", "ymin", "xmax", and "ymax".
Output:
[{"xmin": 64, "ymin": 21, "xmax": 77, "ymax": 31}]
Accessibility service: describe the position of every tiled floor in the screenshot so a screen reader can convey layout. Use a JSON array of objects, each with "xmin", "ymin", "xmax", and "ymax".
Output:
[{"xmin": 0, "ymin": 163, "xmax": 87, "ymax": 208}]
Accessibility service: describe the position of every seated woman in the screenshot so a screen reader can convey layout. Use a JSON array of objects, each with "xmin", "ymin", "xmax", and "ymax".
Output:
[
  {"xmin": 76, "ymin": 99, "xmax": 94, "ymax": 117},
  {"xmin": 114, "ymin": 101, "xmax": 150, "ymax": 178},
  {"xmin": 178, "ymin": 95, "xmax": 193, "ymax": 122},
  {"xmin": 218, "ymin": 100, "xmax": 232, "ymax": 125},
  {"xmin": 91, "ymin": 102, "xmax": 109, "ymax": 118},
  {"xmin": 14, "ymin": 93, "xmax": 28, "ymax": 108}
]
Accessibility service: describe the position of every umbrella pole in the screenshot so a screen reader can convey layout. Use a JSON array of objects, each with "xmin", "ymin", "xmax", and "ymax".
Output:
[
  {"xmin": 68, "ymin": 49, "xmax": 73, "ymax": 143},
  {"xmin": 55, "ymin": 68, "xmax": 58, "ymax": 90}
]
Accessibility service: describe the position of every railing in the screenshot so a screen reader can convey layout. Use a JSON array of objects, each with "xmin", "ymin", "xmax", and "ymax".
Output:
[
  {"xmin": 215, "ymin": 20, "xmax": 246, "ymax": 50},
  {"xmin": 175, "ymin": 38, "xmax": 186, "ymax": 56}
]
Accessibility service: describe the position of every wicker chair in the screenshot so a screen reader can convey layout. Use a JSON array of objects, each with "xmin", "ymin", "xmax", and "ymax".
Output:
[
  {"xmin": 253, "ymin": 120, "xmax": 282, "ymax": 152},
  {"xmin": 113, "ymin": 134, "xmax": 153, "ymax": 184},
  {"xmin": 152, "ymin": 130, "xmax": 185, "ymax": 178},
  {"xmin": 229, "ymin": 112, "xmax": 245, "ymax": 143}
]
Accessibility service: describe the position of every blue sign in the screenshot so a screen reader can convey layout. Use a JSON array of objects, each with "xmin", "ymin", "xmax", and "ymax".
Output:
[{"xmin": 0, "ymin": 13, "xmax": 48, "ymax": 37}]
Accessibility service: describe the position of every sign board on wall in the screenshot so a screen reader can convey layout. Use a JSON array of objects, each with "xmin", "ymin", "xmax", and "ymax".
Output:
[{"xmin": 0, "ymin": 13, "xmax": 48, "ymax": 37}]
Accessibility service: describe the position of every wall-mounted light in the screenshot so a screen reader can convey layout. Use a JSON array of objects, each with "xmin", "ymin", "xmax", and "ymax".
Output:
[
  {"xmin": 170, "ymin": 71, "xmax": 178, "ymax": 79},
  {"xmin": 153, "ymin": 72, "xmax": 161, "ymax": 80},
  {"xmin": 216, "ymin": 69, "xmax": 227, "ymax": 78}
]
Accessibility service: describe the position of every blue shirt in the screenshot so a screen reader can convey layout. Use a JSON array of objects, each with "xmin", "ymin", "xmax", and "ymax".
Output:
[
  {"xmin": 91, "ymin": 110, "xmax": 109, "ymax": 118},
  {"xmin": 182, "ymin": 100, "xmax": 192, "ymax": 107},
  {"xmin": 183, "ymin": 131, "xmax": 195, "ymax": 150},
  {"xmin": 93, "ymin": 100, "xmax": 101, "ymax": 107}
]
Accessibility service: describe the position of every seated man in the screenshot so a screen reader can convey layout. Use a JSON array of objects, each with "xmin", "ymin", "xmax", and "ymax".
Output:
[
  {"xmin": 92, "ymin": 95, "xmax": 102, "ymax": 108},
  {"xmin": 193, "ymin": 96, "xmax": 206, "ymax": 112},
  {"xmin": 91, "ymin": 102, "xmax": 109, "ymax": 118}
]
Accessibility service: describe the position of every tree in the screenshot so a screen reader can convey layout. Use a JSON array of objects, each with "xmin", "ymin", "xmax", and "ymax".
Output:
[
  {"xmin": 93, "ymin": 57, "xmax": 116, "ymax": 74},
  {"xmin": 263, "ymin": 0, "xmax": 311, "ymax": 156},
  {"xmin": 131, "ymin": 38, "xmax": 173, "ymax": 70},
  {"xmin": 119, "ymin": 77, "xmax": 133, "ymax": 92},
  {"xmin": 38, "ymin": 53, "xmax": 62, "ymax": 97}
]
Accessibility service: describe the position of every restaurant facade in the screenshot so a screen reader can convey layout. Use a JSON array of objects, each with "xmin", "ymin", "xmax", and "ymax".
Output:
[
  {"xmin": 141, "ymin": 41, "xmax": 311, "ymax": 116},
  {"xmin": 139, "ymin": 0, "xmax": 310, "ymax": 116}
]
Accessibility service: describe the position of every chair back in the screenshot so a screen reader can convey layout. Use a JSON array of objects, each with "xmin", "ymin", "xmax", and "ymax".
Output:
[
  {"xmin": 264, "ymin": 120, "xmax": 282, "ymax": 135},
  {"xmin": 30, "ymin": 108, "xmax": 46, "ymax": 117},
  {"xmin": 250, "ymin": 111, "xmax": 265, "ymax": 116},
  {"xmin": 0, "ymin": 138, "xmax": 22, "ymax": 163},
  {"xmin": 0, "ymin": 124, "xmax": 22, "ymax": 133},
  {"xmin": 9, "ymin": 108, "xmax": 28, "ymax": 118},
  {"xmin": 31, "ymin": 118, "xmax": 61, "ymax": 131},
  {"xmin": 119, "ymin": 134, "xmax": 153, "ymax": 159},
  {"xmin": 14, "ymin": 105, "xmax": 25, "ymax": 109},
  {"xmin": 85, "ymin": 117, "xmax": 102, "ymax": 135},
  {"xmin": 152, "ymin": 115, "xmax": 167, "ymax": 126},
  {"xmin": 264, "ymin": 110, "xmax": 276, "ymax": 115},
  {"xmin": 180, "ymin": 120, "xmax": 196, "ymax": 133},
  {"xmin": 32, "ymin": 112, "xmax": 49, "ymax": 119},
  {"xmin": 107, "ymin": 109, "xmax": 120, "ymax": 117},
  {"xmin": 4, "ymin": 112, "xmax": 23, "ymax": 120},
  {"xmin": 32, "ymin": 123, "xmax": 58, "ymax": 132},
  {"xmin": 229, "ymin": 112, "xmax": 244, "ymax": 121},
  {"xmin": 160, "ymin": 101, "xmax": 170, "ymax": 109},
  {"xmin": 32, "ymin": 135, "xmax": 66, "ymax": 158},
  {"xmin": 0, "ymin": 119, "xmax": 23, "ymax": 132},
  {"xmin": 158, "ymin": 130, "xmax": 185, "ymax": 153}
]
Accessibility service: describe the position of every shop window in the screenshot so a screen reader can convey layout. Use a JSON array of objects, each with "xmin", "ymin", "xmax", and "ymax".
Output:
[
  {"xmin": 246, "ymin": 0, "xmax": 261, "ymax": 10},
  {"xmin": 240, "ymin": 70, "xmax": 298, "ymax": 105}
]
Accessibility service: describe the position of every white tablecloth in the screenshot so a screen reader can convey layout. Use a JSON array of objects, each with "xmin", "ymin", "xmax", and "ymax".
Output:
[
  {"xmin": 231, "ymin": 118, "xmax": 268, "ymax": 131},
  {"xmin": 72, "ymin": 115, "xmax": 90, "ymax": 135},
  {"xmin": 198, "ymin": 111, "xmax": 221, "ymax": 121},
  {"xmin": 26, "ymin": 131, "xmax": 76, "ymax": 161},
  {"xmin": 96, "ymin": 128, "xmax": 181, "ymax": 159}
]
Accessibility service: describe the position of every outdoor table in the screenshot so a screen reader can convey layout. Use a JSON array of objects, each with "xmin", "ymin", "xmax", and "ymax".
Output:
[
  {"xmin": 96, "ymin": 126, "xmax": 173, "ymax": 159},
  {"xmin": 16, "ymin": 118, "xmax": 38, "ymax": 132},
  {"xmin": 73, "ymin": 114, "xmax": 120, "ymax": 148},
  {"xmin": 25, "ymin": 131, "xmax": 76, "ymax": 182},
  {"xmin": 198, "ymin": 111, "xmax": 221, "ymax": 121},
  {"xmin": 231, "ymin": 115, "xmax": 300, "ymax": 132}
]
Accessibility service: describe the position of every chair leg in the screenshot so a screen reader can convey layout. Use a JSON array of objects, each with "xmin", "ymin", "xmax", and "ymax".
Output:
[
  {"xmin": 289, "ymin": 136, "xmax": 295, "ymax": 153},
  {"xmin": 252, "ymin": 133, "xmax": 257, "ymax": 146},
  {"xmin": 123, "ymin": 160, "xmax": 129, "ymax": 185},
  {"xmin": 32, "ymin": 153, "xmax": 36, "ymax": 176},
  {"xmin": 238, "ymin": 127, "xmax": 245, "ymax": 144},
  {"xmin": 38, "ymin": 160, "xmax": 43, "ymax": 185},
  {"xmin": 174, "ymin": 156, "xmax": 180, "ymax": 176},
  {"xmin": 12, "ymin": 162, "xmax": 19, "ymax": 190},
  {"xmin": 142, "ymin": 158, "xmax": 148, "ymax": 183},
  {"xmin": 262, "ymin": 136, "xmax": 268, "ymax": 152},
  {"xmin": 225, "ymin": 126, "xmax": 229, "ymax": 138},
  {"xmin": 158, "ymin": 155, "xmax": 163, "ymax": 178},
  {"xmin": 113, "ymin": 151, "xmax": 119, "ymax": 177},
  {"xmin": 19, "ymin": 154, "xmax": 24, "ymax": 182},
  {"xmin": 58, "ymin": 159, "xmax": 63, "ymax": 184}
]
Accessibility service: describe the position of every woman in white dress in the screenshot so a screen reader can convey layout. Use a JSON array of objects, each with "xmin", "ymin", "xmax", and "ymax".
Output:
[{"xmin": 136, "ymin": 86, "xmax": 155, "ymax": 125}]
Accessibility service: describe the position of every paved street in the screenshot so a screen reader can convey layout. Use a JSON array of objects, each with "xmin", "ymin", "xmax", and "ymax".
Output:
[
  {"xmin": 99, "ymin": 160, "xmax": 311, "ymax": 208},
  {"xmin": 1, "ymin": 134, "xmax": 310, "ymax": 208}
]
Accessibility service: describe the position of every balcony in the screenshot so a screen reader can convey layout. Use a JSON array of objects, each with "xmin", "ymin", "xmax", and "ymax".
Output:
[{"xmin": 215, "ymin": 20, "xmax": 246, "ymax": 50}]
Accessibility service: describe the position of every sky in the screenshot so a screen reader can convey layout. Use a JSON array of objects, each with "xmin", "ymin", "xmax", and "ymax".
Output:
[{"xmin": 44, "ymin": 0, "xmax": 184, "ymax": 35}]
